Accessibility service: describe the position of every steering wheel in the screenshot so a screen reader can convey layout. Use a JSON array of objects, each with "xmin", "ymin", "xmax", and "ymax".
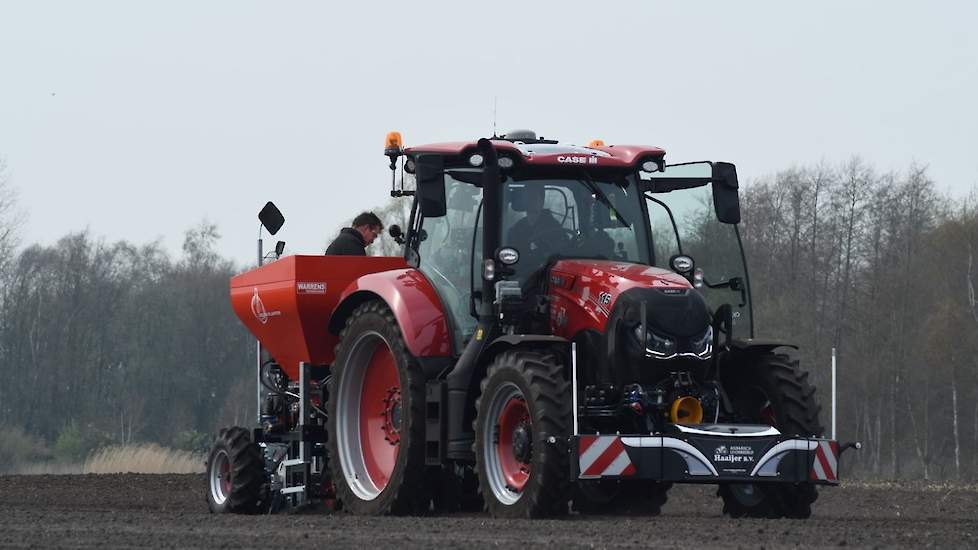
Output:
[{"xmin": 517, "ymin": 228, "xmax": 579, "ymax": 262}]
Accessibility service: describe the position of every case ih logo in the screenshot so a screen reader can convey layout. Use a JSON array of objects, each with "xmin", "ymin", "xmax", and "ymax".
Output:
[
  {"xmin": 296, "ymin": 281, "xmax": 326, "ymax": 294},
  {"xmin": 251, "ymin": 288, "xmax": 281, "ymax": 325},
  {"xmin": 557, "ymin": 155, "xmax": 598, "ymax": 165}
]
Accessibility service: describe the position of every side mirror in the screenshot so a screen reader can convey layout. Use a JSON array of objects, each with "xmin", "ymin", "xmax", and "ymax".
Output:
[
  {"xmin": 259, "ymin": 201, "xmax": 285, "ymax": 235},
  {"xmin": 389, "ymin": 224, "xmax": 404, "ymax": 245},
  {"xmin": 712, "ymin": 162, "xmax": 740, "ymax": 224},
  {"xmin": 274, "ymin": 241, "xmax": 286, "ymax": 258},
  {"xmin": 416, "ymin": 155, "xmax": 447, "ymax": 218}
]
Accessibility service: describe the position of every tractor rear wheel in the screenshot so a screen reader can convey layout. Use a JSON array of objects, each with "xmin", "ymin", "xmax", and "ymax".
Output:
[
  {"xmin": 205, "ymin": 427, "xmax": 266, "ymax": 514},
  {"xmin": 474, "ymin": 349, "xmax": 571, "ymax": 518},
  {"xmin": 327, "ymin": 300, "xmax": 429, "ymax": 515},
  {"xmin": 719, "ymin": 352, "xmax": 822, "ymax": 519}
]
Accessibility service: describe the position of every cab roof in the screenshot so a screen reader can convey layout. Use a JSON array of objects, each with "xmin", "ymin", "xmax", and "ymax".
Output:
[{"xmin": 404, "ymin": 139, "xmax": 666, "ymax": 169}]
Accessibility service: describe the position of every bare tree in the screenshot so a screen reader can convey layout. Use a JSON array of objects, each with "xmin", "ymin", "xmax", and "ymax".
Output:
[
  {"xmin": 5, "ymin": 154, "xmax": 978, "ymax": 479},
  {"xmin": 0, "ymin": 157, "xmax": 26, "ymax": 277},
  {"xmin": 323, "ymin": 174, "xmax": 416, "ymax": 257}
]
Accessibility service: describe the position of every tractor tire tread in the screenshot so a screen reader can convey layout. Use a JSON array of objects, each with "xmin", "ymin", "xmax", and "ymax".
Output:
[
  {"xmin": 474, "ymin": 348, "xmax": 571, "ymax": 518},
  {"xmin": 720, "ymin": 352, "xmax": 822, "ymax": 519},
  {"xmin": 206, "ymin": 426, "xmax": 265, "ymax": 514},
  {"xmin": 327, "ymin": 300, "xmax": 429, "ymax": 516}
]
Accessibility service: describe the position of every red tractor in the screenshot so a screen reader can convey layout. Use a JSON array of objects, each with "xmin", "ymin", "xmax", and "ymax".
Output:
[{"xmin": 207, "ymin": 130, "xmax": 852, "ymax": 518}]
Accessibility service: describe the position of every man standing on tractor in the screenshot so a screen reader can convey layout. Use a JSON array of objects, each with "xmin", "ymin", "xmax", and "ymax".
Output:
[{"xmin": 325, "ymin": 212, "xmax": 383, "ymax": 256}]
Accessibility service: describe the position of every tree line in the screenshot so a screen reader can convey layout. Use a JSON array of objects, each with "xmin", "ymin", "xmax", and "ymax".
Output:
[
  {"xmin": 1, "ymin": 157, "xmax": 976, "ymax": 479},
  {"xmin": 0, "ymin": 221, "xmax": 256, "ymax": 463},
  {"xmin": 741, "ymin": 158, "xmax": 978, "ymax": 480}
]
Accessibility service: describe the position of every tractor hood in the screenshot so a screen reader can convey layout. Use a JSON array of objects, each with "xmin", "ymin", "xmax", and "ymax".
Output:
[
  {"xmin": 547, "ymin": 259, "xmax": 713, "ymax": 385},
  {"xmin": 547, "ymin": 259, "xmax": 711, "ymax": 340}
]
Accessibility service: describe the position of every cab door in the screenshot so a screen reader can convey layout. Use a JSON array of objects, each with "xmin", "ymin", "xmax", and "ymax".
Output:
[{"xmin": 414, "ymin": 173, "xmax": 484, "ymax": 352}]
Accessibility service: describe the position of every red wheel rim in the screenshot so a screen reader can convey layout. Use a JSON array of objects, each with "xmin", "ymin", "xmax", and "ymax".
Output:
[
  {"xmin": 496, "ymin": 396, "xmax": 531, "ymax": 492},
  {"xmin": 221, "ymin": 459, "xmax": 231, "ymax": 495},
  {"xmin": 358, "ymin": 343, "xmax": 400, "ymax": 492}
]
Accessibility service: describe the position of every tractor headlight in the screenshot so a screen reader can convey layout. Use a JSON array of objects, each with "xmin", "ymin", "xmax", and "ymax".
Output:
[
  {"xmin": 691, "ymin": 326, "xmax": 713, "ymax": 358},
  {"xmin": 497, "ymin": 247, "xmax": 520, "ymax": 265},
  {"xmin": 641, "ymin": 160, "xmax": 659, "ymax": 173},
  {"xmin": 633, "ymin": 325, "xmax": 711, "ymax": 359},
  {"xmin": 670, "ymin": 255, "xmax": 694, "ymax": 275},
  {"xmin": 633, "ymin": 325, "xmax": 677, "ymax": 358}
]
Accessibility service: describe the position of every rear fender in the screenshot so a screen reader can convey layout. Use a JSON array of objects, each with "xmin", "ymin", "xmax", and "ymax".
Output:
[{"xmin": 329, "ymin": 268, "xmax": 452, "ymax": 358}]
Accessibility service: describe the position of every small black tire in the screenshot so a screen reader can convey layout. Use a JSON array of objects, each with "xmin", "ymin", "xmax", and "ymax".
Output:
[
  {"xmin": 327, "ymin": 300, "xmax": 429, "ymax": 515},
  {"xmin": 474, "ymin": 348, "xmax": 571, "ymax": 518},
  {"xmin": 205, "ymin": 427, "xmax": 266, "ymax": 514},
  {"xmin": 719, "ymin": 352, "xmax": 822, "ymax": 519}
]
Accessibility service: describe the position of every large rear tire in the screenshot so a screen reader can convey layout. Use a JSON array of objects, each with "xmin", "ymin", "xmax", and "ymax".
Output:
[
  {"xmin": 327, "ymin": 300, "xmax": 429, "ymax": 515},
  {"xmin": 205, "ymin": 427, "xmax": 266, "ymax": 514},
  {"xmin": 719, "ymin": 352, "xmax": 822, "ymax": 519},
  {"xmin": 474, "ymin": 349, "xmax": 571, "ymax": 518}
]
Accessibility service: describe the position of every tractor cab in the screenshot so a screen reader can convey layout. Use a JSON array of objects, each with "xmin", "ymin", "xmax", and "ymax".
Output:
[{"xmin": 396, "ymin": 131, "xmax": 751, "ymax": 353}]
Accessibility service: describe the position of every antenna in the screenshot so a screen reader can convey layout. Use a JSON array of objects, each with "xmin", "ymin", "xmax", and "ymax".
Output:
[{"xmin": 491, "ymin": 97, "xmax": 496, "ymax": 137}]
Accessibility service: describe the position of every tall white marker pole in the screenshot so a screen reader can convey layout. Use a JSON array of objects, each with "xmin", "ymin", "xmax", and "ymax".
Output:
[
  {"xmin": 831, "ymin": 347, "xmax": 837, "ymax": 441},
  {"xmin": 256, "ymin": 226, "xmax": 264, "ymax": 425}
]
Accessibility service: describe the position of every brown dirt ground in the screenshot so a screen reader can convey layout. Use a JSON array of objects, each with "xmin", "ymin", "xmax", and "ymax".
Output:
[{"xmin": 0, "ymin": 474, "xmax": 975, "ymax": 549}]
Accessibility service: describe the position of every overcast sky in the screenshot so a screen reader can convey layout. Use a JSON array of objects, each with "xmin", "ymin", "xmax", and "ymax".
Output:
[{"xmin": 2, "ymin": 1, "xmax": 976, "ymax": 266}]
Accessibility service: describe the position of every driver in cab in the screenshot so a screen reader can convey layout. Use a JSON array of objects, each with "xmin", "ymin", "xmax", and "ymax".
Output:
[{"xmin": 507, "ymin": 184, "xmax": 569, "ymax": 269}]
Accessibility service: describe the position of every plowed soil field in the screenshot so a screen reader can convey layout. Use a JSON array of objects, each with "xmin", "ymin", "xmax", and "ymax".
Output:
[{"xmin": 0, "ymin": 474, "xmax": 975, "ymax": 549}]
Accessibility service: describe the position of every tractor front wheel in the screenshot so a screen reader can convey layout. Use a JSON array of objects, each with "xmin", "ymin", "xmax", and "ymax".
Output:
[
  {"xmin": 719, "ymin": 351, "xmax": 822, "ymax": 519},
  {"xmin": 327, "ymin": 300, "xmax": 429, "ymax": 515},
  {"xmin": 474, "ymin": 349, "xmax": 571, "ymax": 518},
  {"xmin": 205, "ymin": 427, "xmax": 266, "ymax": 514}
]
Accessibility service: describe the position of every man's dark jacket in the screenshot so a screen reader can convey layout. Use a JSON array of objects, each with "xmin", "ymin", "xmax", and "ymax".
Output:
[
  {"xmin": 507, "ymin": 209, "xmax": 567, "ymax": 262},
  {"xmin": 325, "ymin": 227, "xmax": 367, "ymax": 256}
]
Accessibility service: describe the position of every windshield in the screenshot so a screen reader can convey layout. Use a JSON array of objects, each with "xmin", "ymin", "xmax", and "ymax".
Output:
[
  {"xmin": 643, "ymin": 165, "xmax": 753, "ymax": 339},
  {"xmin": 500, "ymin": 174, "xmax": 651, "ymax": 282}
]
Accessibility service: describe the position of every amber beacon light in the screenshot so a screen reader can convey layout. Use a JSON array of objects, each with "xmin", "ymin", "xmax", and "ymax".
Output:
[{"xmin": 384, "ymin": 131, "xmax": 403, "ymax": 156}]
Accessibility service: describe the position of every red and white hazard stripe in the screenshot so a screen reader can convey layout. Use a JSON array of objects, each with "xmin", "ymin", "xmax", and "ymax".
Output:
[
  {"xmin": 578, "ymin": 436, "xmax": 636, "ymax": 478},
  {"xmin": 810, "ymin": 440, "xmax": 839, "ymax": 481}
]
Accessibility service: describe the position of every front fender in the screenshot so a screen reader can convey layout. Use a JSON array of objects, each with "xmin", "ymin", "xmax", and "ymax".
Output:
[
  {"xmin": 329, "ymin": 268, "xmax": 452, "ymax": 358},
  {"xmin": 729, "ymin": 339, "xmax": 798, "ymax": 354},
  {"xmin": 483, "ymin": 335, "xmax": 571, "ymax": 360}
]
